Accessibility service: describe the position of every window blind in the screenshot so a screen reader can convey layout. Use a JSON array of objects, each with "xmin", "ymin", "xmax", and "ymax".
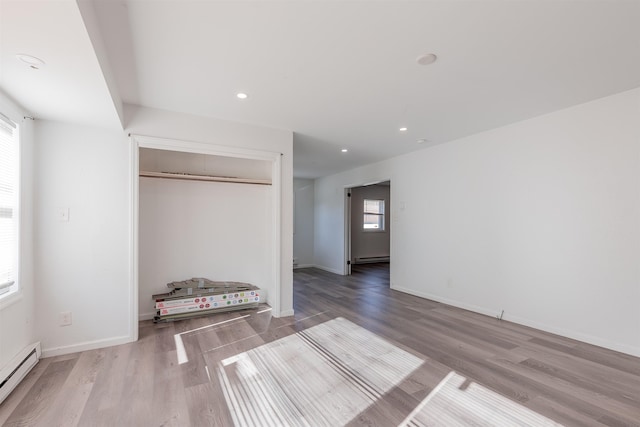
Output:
[
  {"xmin": 363, "ymin": 199, "xmax": 385, "ymax": 230},
  {"xmin": 0, "ymin": 112, "xmax": 18, "ymax": 296}
]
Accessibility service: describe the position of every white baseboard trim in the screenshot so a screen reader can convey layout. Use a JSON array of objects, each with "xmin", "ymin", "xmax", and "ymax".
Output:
[
  {"xmin": 293, "ymin": 264, "xmax": 314, "ymax": 269},
  {"xmin": 391, "ymin": 285, "xmax": 640, "ymax": 358},
  {"xmin": 503, "ymin": 313, "xmax": 640, "ymax": 358},
  {"xmin": 392, "ymin": 285, "xmax": 500, "ymax": 318},
  {"xmin": 312, "ymin": 265, "xmax": 344, "ymax": 275},
  {"xmin": 42, "ymin": 335, "xmax": 134, "ymax": 358},
  {"xmin": 354, "ymin": 256, "xmax": 390, "ymax": 264}
]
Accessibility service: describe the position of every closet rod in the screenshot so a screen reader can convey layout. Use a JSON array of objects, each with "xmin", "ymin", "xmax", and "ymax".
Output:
[{"xmin": 139, "ymin": 171, "xmax": 272, "ymax": 185}]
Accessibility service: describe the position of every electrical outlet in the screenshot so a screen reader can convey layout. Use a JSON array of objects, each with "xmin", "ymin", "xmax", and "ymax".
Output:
[{"xmin": 60, "ymin": 311, "xmax": 72, "ymax": 326}]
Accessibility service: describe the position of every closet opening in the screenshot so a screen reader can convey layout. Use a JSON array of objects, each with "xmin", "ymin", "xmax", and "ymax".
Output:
[{"xmin": 129, "ymin": 135, "xmax": 282, "ymax": 339}]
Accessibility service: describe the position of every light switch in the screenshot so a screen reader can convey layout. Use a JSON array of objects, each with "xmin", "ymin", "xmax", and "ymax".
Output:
[{"xmin": 57, "ymin": 207, "xmax": 69, "ymax": 222}]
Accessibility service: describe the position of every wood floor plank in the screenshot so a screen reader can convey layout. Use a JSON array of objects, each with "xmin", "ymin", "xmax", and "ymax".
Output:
[
  {"xmin": 33, "ymin": 348, "xmax": 107, "ymax": 427},
  {"xmin": 151, "ymin": 350, "xmax": 191, "ymax": 426},
  {"xmin": 3, "ymin": 358, "xmax": 78, "ymax": 427},
  {"xmin": 526, "ymin": 395, "xmax": 608, "ymax": 427},
  {"xmin": 184, "ymin": 381, "xmax": 234, "ymax": 426},
  {"xmin": 115, "ymin": 326, "xmax": 155, "ymax": 426},
  {"xmin": 569, "ymin": 342, "xmax": 640, "ymax": 377},
  {"xmin": 519, "ymin": 357, "xmax": 640, "ymax": 408},
  {"xmin": 0, "ymin": 357, "xmax": 52, "ymax": 426},
  {"xmin": 4, "ymin": 263, "xmax": 640, "ymax": 426},
  {"xmin": 177, "ymin": 333, "xmax": 210, "ymax": 389},
  {"xmin": 486, "ymin": 355, "xmax": 640, "ymax": 425},
  {"xmin": 77, "ymin": 343, "xmax": 133, "ymax": 425},
  {"xmin": 511, "ymin": 341, "xmax": 640, "ymax": 396}
]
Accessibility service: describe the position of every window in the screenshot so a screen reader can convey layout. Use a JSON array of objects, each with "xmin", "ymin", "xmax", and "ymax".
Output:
[
  {"xmin": 0, "ymin": 112, "xmax": 18, "ymax": 299},
  {"xmin": 363, "ymin": 199, "xmax": 385, "ymax": 231}
]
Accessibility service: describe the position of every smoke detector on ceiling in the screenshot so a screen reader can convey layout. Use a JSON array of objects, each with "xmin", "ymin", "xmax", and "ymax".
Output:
[{"xmin": 16, "ymin": 54, "xmax": 45, "ymax": 69}]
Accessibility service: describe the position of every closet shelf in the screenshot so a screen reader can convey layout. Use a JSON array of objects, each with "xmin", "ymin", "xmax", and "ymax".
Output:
[{"xmin": 139, "ymin": 171, "xmax": 272, "ymax": 185}]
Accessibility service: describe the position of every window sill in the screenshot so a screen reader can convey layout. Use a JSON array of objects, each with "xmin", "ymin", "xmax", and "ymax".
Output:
[{"xmin": 0, "ymin": 290, "xmax": 23, "ymax": 311}]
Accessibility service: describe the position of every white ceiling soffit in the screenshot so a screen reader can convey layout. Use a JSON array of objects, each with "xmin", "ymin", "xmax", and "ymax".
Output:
[
  {"xmin": 91, "ymin": 0, "xmax": 640, "ymax": 178},
  {"xmin": 0, "ymin": 0, "xmax": 122, "ymax": 130}
]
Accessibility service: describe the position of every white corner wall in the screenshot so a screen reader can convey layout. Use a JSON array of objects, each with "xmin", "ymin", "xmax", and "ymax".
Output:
[
  {"xmin": 293, "ymin": 178, "xmax": 314, "ymax": 268},
  {"xmin": 314, "ymin": 88, "xmax": 640, "ymax": 356},
  {"xmin": 34, "ymin": 121, "xmax": 131, "ymax": 356},
  {"xmin": 126, "ymin": 104, "xmax": 294, "ymax": 317},
  {"xmin": 0, "ymin": 94, "xmax": 35, "ymax": 370}
]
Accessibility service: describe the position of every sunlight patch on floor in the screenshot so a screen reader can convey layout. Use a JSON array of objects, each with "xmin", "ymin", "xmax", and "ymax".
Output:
[
  {"xmin": 399, "ymin": 371, "xmax": 562, "ymax": 426},
  {"xmin": 174, "ymin": 314, "xmax": 251, "ymax": 364},
  {"xmin": 218, "ymin": 317, "xmax": 423, "ymax": 426}
]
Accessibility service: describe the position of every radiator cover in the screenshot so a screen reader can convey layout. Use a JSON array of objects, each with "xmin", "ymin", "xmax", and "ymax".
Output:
[{"xmin": 0, "ymin": 342, "xmax": 41, "ymax": 404}]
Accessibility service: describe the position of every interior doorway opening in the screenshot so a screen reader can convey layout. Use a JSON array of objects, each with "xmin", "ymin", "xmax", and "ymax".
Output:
[{"xmin": 345, "ymin": 181, "xmax": 390, "ymax": 278}]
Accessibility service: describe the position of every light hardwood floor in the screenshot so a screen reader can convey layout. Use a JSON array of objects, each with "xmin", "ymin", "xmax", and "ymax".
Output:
[{"xmin": 1, "ymin": 264, "xmax": 639, "ymax": 426}]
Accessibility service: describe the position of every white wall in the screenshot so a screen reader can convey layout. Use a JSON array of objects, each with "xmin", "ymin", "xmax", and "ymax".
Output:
[
  {"xmin": 0, "ymin": 93, "xmax": 35, "ymax": 370},
  {"xmin": 350, "ymin": 184, "xmax": 390, "ymax": 263},
  {"xmin": 293, "ymin": 178, "xmax": 314, "ymax": 268},
  {"xmin": 139, "ymin": 177, "xmax": 272, "ymax": 319},
  {"xmin": 126, "ymin": 104, "xmax": 294, "ymax": 317},
  {"xmin": 314, "ymin": 88, "xmax": 640, "ymax": 356},
  {"xmin": 33, "ymin": 121, "xmax": 131, "ymax": 356}
]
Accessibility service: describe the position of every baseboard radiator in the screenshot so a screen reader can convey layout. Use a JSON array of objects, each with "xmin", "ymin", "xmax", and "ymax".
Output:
[
  {"xmin": 0, "ymin": 342, "xmax": 41, "ymax": 404},
  {"xmin": 354, "ymin": 256, "xmax": 390, "ymax": 264}
]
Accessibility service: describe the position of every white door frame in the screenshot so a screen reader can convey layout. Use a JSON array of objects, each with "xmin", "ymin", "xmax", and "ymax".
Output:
[
  {"xmin": 343, "ymin": 180, "xmax": 391, "ymax": 276},
  {"xmin": 344, "ymin": 188, "xmax": 352, "ymax": 275},
  {"xmin": 129, "ymin": 134, "xmax": 282, "ymax": 341}
]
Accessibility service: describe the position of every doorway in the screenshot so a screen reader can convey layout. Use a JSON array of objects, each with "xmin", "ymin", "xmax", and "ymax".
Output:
[{"xmin": 345, "ymin": 181, "xmax": 391, "ymax": 277}]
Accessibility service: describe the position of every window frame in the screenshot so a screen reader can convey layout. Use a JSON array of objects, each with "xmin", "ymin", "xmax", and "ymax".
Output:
[
  {"xmin": 363, "ymin": 198, "xmax": 385, "ymax": 232},
  {"xmin": 0, "ymin": 112, "xmax": 20, "ymax": 304}
]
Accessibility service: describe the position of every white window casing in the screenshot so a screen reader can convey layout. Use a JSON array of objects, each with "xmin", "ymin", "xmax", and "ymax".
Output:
[{"xmin": 0, "ymin": 112, "xmax": 19, "ymax": 299}]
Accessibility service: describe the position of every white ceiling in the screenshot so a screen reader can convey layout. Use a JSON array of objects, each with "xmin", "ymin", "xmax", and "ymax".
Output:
[{"xmin": 2, "ymin": 1, "xmax": 639, "ymax": 178}]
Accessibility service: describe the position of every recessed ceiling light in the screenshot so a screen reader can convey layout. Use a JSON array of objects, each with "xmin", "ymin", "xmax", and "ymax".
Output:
[
  {"xmin": 416, "ymin": 53, "xmax": 437, "ymax": 66},
  {"xmin": 417, "ymin": 138, "xmax": 429, "ymax": 144},
  {"xmin": 236, "ymin": 92, "xmax": 248, "ymax": 99},
  {"xmin": 399, "ymin": 127, "xmax": 408, "ymax": 132},
  {"xmin": 16, "ymin": 54, "xmax": 45, "ymax": 69},
  {"xmin": 341, "ymin": 149, "xmax": 348, "ymax": 153}
]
